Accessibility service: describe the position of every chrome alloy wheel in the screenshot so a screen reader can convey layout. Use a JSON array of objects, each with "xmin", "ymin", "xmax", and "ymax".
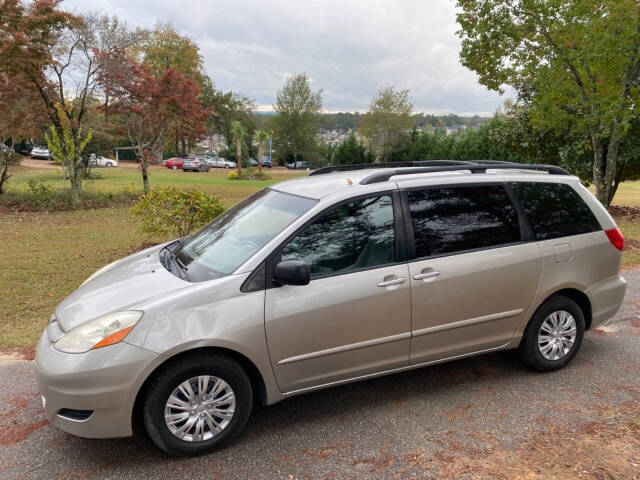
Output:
[
  {"xmin": 164, "ymin": 375, "xmax": 236, "ymax": 442},
  {"xmin": 537, "ymin": 310, "xmax": 577, "ymax": 361}
]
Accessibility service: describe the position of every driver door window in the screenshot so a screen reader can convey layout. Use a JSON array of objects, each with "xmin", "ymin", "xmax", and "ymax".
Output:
[{"xmin": 281, "ymin": 195, "xmax": 396, "ymax": 278}]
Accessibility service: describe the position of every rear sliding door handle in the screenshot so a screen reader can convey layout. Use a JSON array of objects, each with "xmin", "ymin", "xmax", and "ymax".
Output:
[
  {"xmin": 413, "ymin": 271, "xmax": 441, "ymax": 280},
  {"xmin": 377, "ymin": 277, "xmax": 407, "ymax": 287}
]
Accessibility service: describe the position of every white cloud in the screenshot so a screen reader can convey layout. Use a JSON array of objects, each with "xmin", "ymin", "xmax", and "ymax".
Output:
[{"xmin": 63, "ymin": 0, "xmax": 510, "ymax": 114}]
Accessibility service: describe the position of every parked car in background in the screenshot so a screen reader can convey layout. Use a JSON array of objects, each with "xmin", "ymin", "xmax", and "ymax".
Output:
[
  {"xmin": 287, "ymin": 161, "xmax": 312, "ymax": 170},
  {"xmin": 249, "ymin": 157, "xmax": 273, "ymax": 168},
  {"xmin": 182, "ymin": 158, "xmax": 210, "ymax": 172},
  {"xmin": 30, "ymin": 146, "xmax": 52, "ymax": 160},
  {"xmin": 13, "ymin": 143, "xmax": 33, "ymax": 155},
  {"xmin": 0, "ymin": 143, "xmax": 11, "ymax": 153},
  {"xmin": 165, "ymin": 157, "xmax": 185, "ymax": 170},
  {"xmin": 208, "ymin": 157, "xmax": 237, "ymax": 169},
  {"xmin": 34, "ymin": 160, "xmax": 627, "ymax": 456},
  {"xmin": 88, "ymin": 155, "xmax": 118, "ymax": 168}
]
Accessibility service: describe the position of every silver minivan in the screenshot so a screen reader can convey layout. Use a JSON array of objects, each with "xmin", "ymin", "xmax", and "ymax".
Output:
[{"xmin": 35, "ymin": 161, "xmax": 627, "ymax": 456}]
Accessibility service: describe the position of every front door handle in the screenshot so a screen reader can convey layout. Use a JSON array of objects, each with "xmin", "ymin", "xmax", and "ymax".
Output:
[
  {"xmin": 413, "ymin": 271, "xmax": 441, "ymax": 281},
  {"xmin": 377, "ymin": 277, "xmax": 407, "ymax": 287}
]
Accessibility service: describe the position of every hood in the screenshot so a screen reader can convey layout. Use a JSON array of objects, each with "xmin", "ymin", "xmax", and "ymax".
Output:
[{"xmin": 55, "ymin": 244, "xmax": 190, "ymax": 332}]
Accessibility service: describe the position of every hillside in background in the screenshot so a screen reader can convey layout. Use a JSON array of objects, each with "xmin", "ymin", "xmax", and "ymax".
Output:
[{"xmin": 255, "ymin": 111, "xmax": 490, "ymax": 132}]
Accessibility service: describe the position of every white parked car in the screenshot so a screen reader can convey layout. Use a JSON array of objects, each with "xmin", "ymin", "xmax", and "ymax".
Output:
[
  {"xmin": 31, "ymin": 146, "xmax": 52, "ymax": 160},
  {"xmin": 88, "ymin": 155, "xmax": 118, "ymax": 168},
  {"xmin": 207, "ymin": 157, "xmax": 237, "ymax": 168}
]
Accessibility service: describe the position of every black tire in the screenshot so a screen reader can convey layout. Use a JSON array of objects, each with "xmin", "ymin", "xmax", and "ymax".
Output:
[
  {"xmin": 142, "ymin": 353, "xmax": 253, "ymax": 456},
  {"xmin": 172, "ymin": 165, "xmax": 177, "ymax": 170},
  {"xmin": 106, "ymin": 162, "xmax": 112, "ymax": 168},
  {"xmin": 519, "ymin": 295, "xmax": 585, "ymax": 372},
  {"xmin": 224, "ymin": 164, "xmax": 229, "ymax": 168}
]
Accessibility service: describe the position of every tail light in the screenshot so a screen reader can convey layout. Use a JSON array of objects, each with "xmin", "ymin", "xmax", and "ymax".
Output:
[{"xmin": 605, "ymin": 228, "xmax": 624, "ymax": 251}]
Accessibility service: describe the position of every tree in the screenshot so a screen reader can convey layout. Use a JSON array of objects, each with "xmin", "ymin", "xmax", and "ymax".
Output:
[
  {"xmin": 142, "ymin": 22, "xmax": 202, "ymax": 77},
  {"xmin": 0, "ymin": 72, "xmax": 48, "ymax": 192},
  {"xmin": 331, "ymin": 133, "xmax": 375, "ymax": 165},
  {"xmin": 231, "ymin": 120, "xmax": 246, "ymax": 177},
  {"xmin": 141, "ymin": 22, "xmax": 210, "ymax": 155},
  {"xmin": 0, "ymin": 2, "xmax": 145, "ymax": 203},
  {"xmin": 359, "ymin": 86, "xmax": 414, "ymax": 162},
  {"xmin": 457, "ymin": 0, "xmax": 640, "ymax": 206},
  {"xmin": 99, "ymin": 50, "xmax": 210, "ymax": 192},
  {"xmin": 210, "ymin": 91, "xmax": 256, "ymax": 154},
  {"xmin": 272, "ymin": 74, "xmax": 323, "ymax": 168},
  {"xmin": 254, "ymin": 129, "xmax": 271, "ymax": 173}
]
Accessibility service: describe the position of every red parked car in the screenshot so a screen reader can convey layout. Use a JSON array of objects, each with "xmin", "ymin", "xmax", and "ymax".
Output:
[{"xmin": 164, "ymin": 157, "xmax": 184, "ymax": 170}]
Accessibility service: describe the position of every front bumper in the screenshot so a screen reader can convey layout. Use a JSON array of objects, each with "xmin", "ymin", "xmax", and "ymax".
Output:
[{"xmin": 34, "ymin": 329, "xmax": 160, "ymax": 439}]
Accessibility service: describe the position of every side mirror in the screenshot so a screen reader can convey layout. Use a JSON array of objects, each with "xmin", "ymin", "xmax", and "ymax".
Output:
[{"xmin": 274, "ymin": 259, "xmax": 310, "ymax": 286}]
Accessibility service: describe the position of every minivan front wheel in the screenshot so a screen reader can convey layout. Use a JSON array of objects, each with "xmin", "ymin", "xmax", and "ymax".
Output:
[
  {"xmin": 519, "ymin": 295, "xmax": 585, "ymax": 372},
  {"xmin": 142, "ymin": 353, "xmax": 253, "ymax": 456}
]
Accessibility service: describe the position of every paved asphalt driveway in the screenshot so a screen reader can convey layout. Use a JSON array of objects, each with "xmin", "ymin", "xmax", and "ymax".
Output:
[{"xmin": 1, "ymin": 269, "xmax": 639, "ymax": 479}]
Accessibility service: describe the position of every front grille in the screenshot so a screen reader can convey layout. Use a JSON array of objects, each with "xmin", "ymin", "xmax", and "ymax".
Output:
[{"xmin": 57, "ymin": 408, "xmax": 94, "ymax": 421}]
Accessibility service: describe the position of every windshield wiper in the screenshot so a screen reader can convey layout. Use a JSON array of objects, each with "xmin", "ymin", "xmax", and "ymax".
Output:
[{"xmin": 174, "ymin": 254, "xmax": 189, "ymax": 272}]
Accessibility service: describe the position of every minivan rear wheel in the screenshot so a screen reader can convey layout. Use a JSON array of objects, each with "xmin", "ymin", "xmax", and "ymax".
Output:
[
  {"xmin": 142, "ymin": 353, "xmax": 253, "ymax": 456},
  {"xmin": 519, "ymin": 295, "xmax": 585, "ymax": 372}
]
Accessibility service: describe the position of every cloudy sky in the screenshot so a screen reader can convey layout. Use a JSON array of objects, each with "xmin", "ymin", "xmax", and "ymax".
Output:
[{"xmin": 63, "ymin": 0, "xmax": 509, "ymax": 115}]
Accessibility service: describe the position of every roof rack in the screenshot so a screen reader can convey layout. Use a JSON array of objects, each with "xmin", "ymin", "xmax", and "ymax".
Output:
[
  {"xmin": 310, "ymin": 160, "xmax": 474, "ymax": 176},
  {"xmin": 309, "ymin": 160, "xmax": 570, "ymax": 185}
]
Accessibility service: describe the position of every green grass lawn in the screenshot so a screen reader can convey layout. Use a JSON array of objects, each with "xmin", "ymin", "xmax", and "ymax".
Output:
[
  {"xmin": 7, "ymin": 163, "xmax": 304, "ymax": 206},
  {"xmin": 1, "ymin": 164, "xmax": 639, "ymax": 354}
]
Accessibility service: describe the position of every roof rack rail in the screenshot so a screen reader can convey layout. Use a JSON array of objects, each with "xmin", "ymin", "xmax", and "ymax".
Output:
[
  {"xmin": 359, "ymin": 163, "xmax": 570, "ymax": 185},
  {"xmin": 309, "ymin": 160, "xmax": 473, "ymax": 176}
]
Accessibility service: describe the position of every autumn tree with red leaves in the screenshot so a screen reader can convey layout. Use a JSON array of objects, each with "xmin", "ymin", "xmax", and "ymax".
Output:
[
  {"xmin": 98, "ymin": 49, "xmax": 211, "ymax": 192},
  {"xmin": 0, "ymin": 1, "xmax": 145, "ymax": 202}
]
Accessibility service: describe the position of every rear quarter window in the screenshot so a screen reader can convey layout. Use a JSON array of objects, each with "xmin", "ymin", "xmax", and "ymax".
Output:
[
  {"xmin": 509, "ymin": 182, "xmax": 601, "ymax": 240},
  {"xmin": 407, "ymin": 185, "xmax": 521, "ymax": 258}
]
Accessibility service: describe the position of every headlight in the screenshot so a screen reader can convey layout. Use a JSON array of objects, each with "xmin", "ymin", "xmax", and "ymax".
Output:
[
  {"xmin": 80, "ymin": 261, "xmax": 118, "ymax": 286},
  {"xmin": 54, "ymin": 311, "xmax": 143, "ymax": 354}
]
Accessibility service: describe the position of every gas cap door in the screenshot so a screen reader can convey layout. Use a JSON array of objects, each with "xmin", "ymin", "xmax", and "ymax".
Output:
[{"xmin": 554, "ymin": 243, "xmax": 573, "ymax": 263}]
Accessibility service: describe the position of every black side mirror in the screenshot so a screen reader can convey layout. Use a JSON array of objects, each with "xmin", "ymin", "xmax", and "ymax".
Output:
[{"xmin": 273, "ymin": 259, "xmax": 310, "ymax": 286}]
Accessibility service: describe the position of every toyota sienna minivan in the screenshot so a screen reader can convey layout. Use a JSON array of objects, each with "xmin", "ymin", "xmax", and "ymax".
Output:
[{"xmin": 35, "ymin": 161, "xmax": 627, "ymax": 456}]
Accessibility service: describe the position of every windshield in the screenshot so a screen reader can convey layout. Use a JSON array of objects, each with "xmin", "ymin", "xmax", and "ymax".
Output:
[{"xmin": 172, "ymin": 189, "xmax": 317, "ymax": 282}]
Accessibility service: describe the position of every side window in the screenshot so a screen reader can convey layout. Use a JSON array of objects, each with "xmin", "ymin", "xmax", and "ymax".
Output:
[
  {"xmin": 509, "ymin": 182, "xmax": 601, "ymax": 240},
  {"xmin": 281, "ymin": 195, "xmax": 396, "ymax": 278},
  {"xmin": 407, "ymin": 185, "xmax": 521, "ymax": 258}
]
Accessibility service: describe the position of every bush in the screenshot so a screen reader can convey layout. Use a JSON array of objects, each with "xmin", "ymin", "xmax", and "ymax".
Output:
[
  {"xmin": 228, "ymin": 169, "xmax": 271, "ymax": 181},
  {"xmin": 131, "ymin": 186, "xmax": 225, "ymax": 237},
  {"xmin": 0, "ymin": 182, "xmax": 141, "ymax": 212}
]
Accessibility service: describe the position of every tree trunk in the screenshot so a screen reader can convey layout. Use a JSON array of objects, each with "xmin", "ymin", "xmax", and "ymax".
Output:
[
  {"xmin": 181, "ymin": 136, "xmax": 186, "ymax": 156},
  {"xmin": 602, "ymin": 129, "xmax": 621, "ymax": 207},
  {"xmin": 0, "ymin": 157, "xmax": 11, "ymax": 194},
  {"xmin": 591, "ymin": 135, "xmax": 608, "ymax": 206},
  {"xmin": 257, "ymin": 142, "xmax": 263, "ymax": 174},
  {"xmin": 69, "ymin": 165, "xmax": 83, "ymax": 205},
  {"xmin": 293, "ymin": 150, "xmax": 298, "ymax": 169},
  {"xmin": 236, "ymin": 140, "xmax": 242, "ymax": 177},
  {"xmin": 141, "ymin": 156, "xmax": 150, "ymax": 193},
  {"xmin": 591, "ymin": 130, "xmax": 621, "ymax": 208}
]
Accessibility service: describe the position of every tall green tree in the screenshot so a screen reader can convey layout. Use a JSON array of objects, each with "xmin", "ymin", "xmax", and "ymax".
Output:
[
  {"xmin": 210, "ymin": 91, "xmax": 256, "ymax": 154},
  {"xmin": 359, "ymin": 86, "xmax": 414, "ymax": 162},
  {"xmin": 457, "ymin": 0, "xmax": 640, "ymax": 206},
  {"xmin": 142, "ymin": 22, "xmax": 202, "ymax": 77},
  {"xmin": 272, "ymin": 73, "xmax": 323, "ymax": 167},
  {"xmin": 231, "ymin": 120, "xmax": 246, "ymax": 177},
  {"xmin": 254, "ymin": 129, "xmax": 271, "ymax": 173}
]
